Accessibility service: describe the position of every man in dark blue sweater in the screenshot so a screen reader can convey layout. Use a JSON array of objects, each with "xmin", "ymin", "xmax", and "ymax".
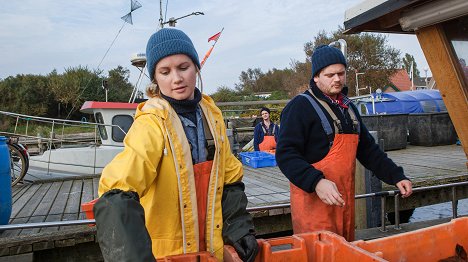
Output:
[{"xmin": 275, "ymin": 45, "xmax": 412, "ymax": 241}]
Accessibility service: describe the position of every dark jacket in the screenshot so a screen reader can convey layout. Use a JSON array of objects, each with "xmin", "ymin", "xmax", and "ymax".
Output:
[
  {"xmin": 253, "ymin": 122, "xmax": 279, "ymax": 151},
  {"xmin": 276, "ymin": 82, "xmax": 408, "ymax": 193}
]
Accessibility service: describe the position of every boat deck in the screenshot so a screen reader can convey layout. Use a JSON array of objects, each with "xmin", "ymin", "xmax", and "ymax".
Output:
[{"xmin": 1, "ymin": 144, "xmax": 467, "ymax": 258}]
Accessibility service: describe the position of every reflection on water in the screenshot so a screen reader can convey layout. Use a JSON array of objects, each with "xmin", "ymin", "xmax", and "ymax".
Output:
[{"xmin": 410, "ymin": 198, "xmax": 468, "ymax": 222}]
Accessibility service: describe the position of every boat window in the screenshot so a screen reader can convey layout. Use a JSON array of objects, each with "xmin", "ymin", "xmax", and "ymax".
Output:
[
  {"xmin": 112, "ymin": 115, "xmax": 134, "ymax": 142},
  {"xmin": 444, "ymin": 17, "xmax": 468, "ymax": 85},
  {"xmin": 95, "ymin": 112, "xmax": 108, "ymax": 140}
]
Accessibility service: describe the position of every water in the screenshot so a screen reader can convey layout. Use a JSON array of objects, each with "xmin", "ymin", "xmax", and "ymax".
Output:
[{"xmin": 410, "ymin": 198, "xmax": 468, "ymax": 222}]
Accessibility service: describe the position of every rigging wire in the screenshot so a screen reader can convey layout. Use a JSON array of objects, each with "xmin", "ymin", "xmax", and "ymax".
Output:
[
  {"xmin": 65, "ymin": 21, "xmax": 127, "ymax": 119},
  {"xmin": 164, "ymin": 0, "xmax": 169, "ymax": 23}
]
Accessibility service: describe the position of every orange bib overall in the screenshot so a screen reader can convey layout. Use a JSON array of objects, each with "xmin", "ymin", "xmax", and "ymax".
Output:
[
  {"xmin": 259, "ymin": 135, "xmax": 276, "ymax": 151},
  {"xmin": 193, "ymin": 160, "xmax": 213, "ymax": 251},
  {"xmin": 290, "ymin": 91, "xmax": 360, "ymax": 241},
  {"xmin": 290, "ymin": 134, "xmax": 358, "ymax": 240}
]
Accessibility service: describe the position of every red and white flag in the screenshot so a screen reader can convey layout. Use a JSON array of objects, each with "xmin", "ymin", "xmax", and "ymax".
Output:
[
  {"xmin": 208, "ymin": 31, "xmax": 222, "ymax": 42},
  {"xmin": 201, "ymin": 28, "xmax": 224, "ymax": 68}
]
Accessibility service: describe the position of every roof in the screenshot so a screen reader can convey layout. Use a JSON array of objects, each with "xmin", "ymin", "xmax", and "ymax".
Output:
[
  {"xmin": 80, "ymin": 101, "xmax": 138, "ymax": 114},
  {"xmin": 387, "ymin": 69, "xmax": 413, "ymax": 92},
  {"xmin": 344, "ymin": 0, "xmax": 468, "ymax": 34}
]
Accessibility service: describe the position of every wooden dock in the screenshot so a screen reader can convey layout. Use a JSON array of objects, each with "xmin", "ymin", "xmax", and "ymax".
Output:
[{"xmin": 1, "ymin": 145, "xmax": 467, "ymax": 260}]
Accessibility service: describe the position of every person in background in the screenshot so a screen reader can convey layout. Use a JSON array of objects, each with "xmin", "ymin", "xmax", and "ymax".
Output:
[
  {"xmin": 276, "ymin": 45, "xmax": 413, "ymax": 241},
  {"xmin": 253, "ymin": 107, "xmax": 279, "ymax": 151},
  {"xmin": 94, "ymin": 28, "xmax": 258, "ymax": 262}
]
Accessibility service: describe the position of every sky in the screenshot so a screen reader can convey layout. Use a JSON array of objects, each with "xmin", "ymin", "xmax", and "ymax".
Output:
[{"xmin": 0, "ymin": 0, "xmax": 431, "ymax": 96}]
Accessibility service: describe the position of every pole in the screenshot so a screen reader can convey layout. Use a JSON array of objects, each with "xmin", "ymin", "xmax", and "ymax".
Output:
[
  {"xmin": 201, "ymin": 28, "xmax": 224, "ymax": 68},
  {"xmin": 356, "ymin": 73, "xmax": 359, "ymax": 96},
  {"xmin": 355, "ymin": 72, "xmax": 364, "ymax": 96}
]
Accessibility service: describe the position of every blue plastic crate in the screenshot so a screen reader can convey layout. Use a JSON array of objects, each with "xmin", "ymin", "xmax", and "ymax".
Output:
[{"xmin": 239, "ymin": 151, "xmax": 277, "ymax": 168}]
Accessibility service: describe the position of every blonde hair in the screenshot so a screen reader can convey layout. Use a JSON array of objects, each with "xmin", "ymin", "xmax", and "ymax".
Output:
[{"xmin": 145, "ymin": 68, "xmax": 204, "ymax": 98}]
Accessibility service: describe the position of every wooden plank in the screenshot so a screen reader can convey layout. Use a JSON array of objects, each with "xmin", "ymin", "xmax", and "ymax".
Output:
[
  {"xmin": 9, "ymin": 184, "xmax": 41, "ymax": 219},
  {"xmin": 59, "ymin": 179, "xmax": 83, "ymax": 232},
  {"xmin": 416, "ymin": 25, "xmax": 468, "ymax": 162},
  {"xmin": 19, "ymin": 181, "xmax": 63, "ymax": 235},
  {"xmin": 39, "ymin": 180, "xmax": 73, "ymax": 233},
  {"xmin": 11, "ymin": 184, "xmax": 30, "ymax": 198},
  {"xmin": 17, "ymin": 183, "xmax": 53, "ymax": 236},
  {"xmin": 92, "ymin": 177, "xmax": 100, "ymax": 199},
  {"xmin": 11, "ymin": 184, "xmax": 33, "ymax": 204},
  {"xmin": 79, "ymin": 178, "xmax": 94, "ymax": 220}
]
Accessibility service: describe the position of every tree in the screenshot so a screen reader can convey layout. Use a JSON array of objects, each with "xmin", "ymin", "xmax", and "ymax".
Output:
[
  {"xmin": 304, "ymin": 27, "xmax": 401, "ymax": 96},
  {"xmin": 402, "ymin": 53, "xmax": 421, "ymax": 78},
  {"xmin": 235, "ymin": 68, "xmax": 264, "ymax": 94},
  {"xmin": 210, "ymin": 86, "xmax": 240, "ymax": 102},
  {"xmin": 105, "ymin": 66, "xmax": 134, "ymax": 102}
]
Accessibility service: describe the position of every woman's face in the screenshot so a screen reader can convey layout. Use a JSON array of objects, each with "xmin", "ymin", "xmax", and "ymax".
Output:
[
  {"xmin": 261, "ymin": 111, "xmax": 270, "ymax": 121},
  {"xmin": 154, "ymin": 54, "xmax": 197, "ymax": 100}
]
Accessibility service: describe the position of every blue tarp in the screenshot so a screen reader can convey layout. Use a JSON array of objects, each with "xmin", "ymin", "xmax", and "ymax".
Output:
[{"xmin": 358, "ymin": 90, "xmax": 446, "ymax": 115}]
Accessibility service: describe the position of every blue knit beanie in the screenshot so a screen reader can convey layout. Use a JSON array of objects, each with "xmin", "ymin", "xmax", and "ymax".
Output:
[
  {"xmin": 311, "ymin": 45, "xmax": 347, "ymax": 77},
  {"xmin": 146, "ymin": 28, "xmax": 200, "ymax": 81}
]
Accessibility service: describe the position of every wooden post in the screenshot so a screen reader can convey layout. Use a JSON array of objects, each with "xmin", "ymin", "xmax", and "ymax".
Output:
[
  {"xmin": 355, "ymin": 131, "xmax": 382, "ymax": 229},
  {"xmin": 416, "ymin": 25, "xmax": 468, "ymax": 166}
]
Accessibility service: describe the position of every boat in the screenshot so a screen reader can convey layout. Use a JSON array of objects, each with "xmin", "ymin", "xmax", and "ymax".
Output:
[{"xmin": 26, "ymin": 101, "xmax": 138, "ymax": 175}]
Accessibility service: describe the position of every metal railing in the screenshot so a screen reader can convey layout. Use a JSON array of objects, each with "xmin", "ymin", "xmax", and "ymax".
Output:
[
  {"xmin": 0, "ymin": 110, "xmax": 128, "ymax": 175},
  {"xmin": 1, "ymin": 180, "xmax": 467, "ymax": 232}
]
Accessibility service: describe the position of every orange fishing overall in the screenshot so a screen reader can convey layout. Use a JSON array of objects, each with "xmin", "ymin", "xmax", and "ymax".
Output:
[
  {"xmin": 259, "ymin": 135, "xmax": 276, "ymax": 151},
  {"xmin": 193, "ymin": 160, "xmax": 213, "ymax": 251},
  {"xmin": 290, "ymin": 91, "xmax": 360, "ymax": 241}
]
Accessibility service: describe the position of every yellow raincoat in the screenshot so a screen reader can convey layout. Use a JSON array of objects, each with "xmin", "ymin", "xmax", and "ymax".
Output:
[{"xmin": 98, "ymin": 94, "xmax": 243, "ymax": 260}]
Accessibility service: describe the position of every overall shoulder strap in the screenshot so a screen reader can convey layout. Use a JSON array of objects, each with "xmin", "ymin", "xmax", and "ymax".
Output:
[
  {"xmin": 307, "ymin": 89, "xmax": 343, "ymax": 133},
  {"xmin": 347, "ymin": 105, "xmax": 361, "ymax": 134},
  {"xmin": 299, "ymin": 93, "xmax": 334, "ymax": 147}
]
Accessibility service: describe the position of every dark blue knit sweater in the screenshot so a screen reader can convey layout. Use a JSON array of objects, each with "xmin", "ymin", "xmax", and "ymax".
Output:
[{"xmin": 275, "ymin": 82, "xmax": 408, "ymax": 193}]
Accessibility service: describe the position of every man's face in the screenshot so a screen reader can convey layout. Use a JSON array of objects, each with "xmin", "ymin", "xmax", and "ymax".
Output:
[{"xmin": 313, "ymin": 64, "xmax": 346, "ymax": 98}]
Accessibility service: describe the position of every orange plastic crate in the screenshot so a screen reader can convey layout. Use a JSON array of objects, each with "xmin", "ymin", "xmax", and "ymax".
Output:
[
  {"xmin": 224, "ymin": 232, "xmax": 385, "ymax": 262},
  {"xmin": 298, "ymin": 231, "xmax": 385, "ymax": 262},
  {"xmin": 81, "ymin": 198, "xmax": 98, "ymax": 220},
  {"xmin": 163, "ymin": 251, "xmax": 217, "ymax": 262},
  {"xmin": 353, "ymin": 217, "xmax": 468, "ymax": 262}
]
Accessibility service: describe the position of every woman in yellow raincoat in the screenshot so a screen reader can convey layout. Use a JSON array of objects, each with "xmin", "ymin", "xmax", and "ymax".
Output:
[{"xmin": 94, "ymin": 28, "xmax": 258, "ymax": 262}]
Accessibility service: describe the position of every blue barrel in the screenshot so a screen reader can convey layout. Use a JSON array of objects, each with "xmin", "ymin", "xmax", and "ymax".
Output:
[{"xmin": 0, "ymin": 136, "xmax": 12, "ymax": 225}]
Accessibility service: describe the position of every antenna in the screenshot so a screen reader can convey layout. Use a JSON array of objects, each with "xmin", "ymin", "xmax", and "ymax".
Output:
[
  {"xmin": 329, "ymin": 39, "xmax": 347, "ymax": 59},
  {"xmin": 158, "ymin": 0, "xmax": 204, "ymax": 28},
  {"xmin": 161, "ymin": 12, "xmax": 204, "ymax": 27}
]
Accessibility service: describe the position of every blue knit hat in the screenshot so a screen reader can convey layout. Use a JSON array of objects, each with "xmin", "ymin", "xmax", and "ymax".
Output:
[
  {"xmin": 311, "ymin": 45, "xmax": 347, "ymax": 77},
  {"xmin": 146, "ymin": 28, "xmax": 200, "ymax": 81}
]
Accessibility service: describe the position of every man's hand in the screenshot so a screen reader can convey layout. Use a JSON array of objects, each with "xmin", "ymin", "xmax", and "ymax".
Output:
[
  {"xmin": 396, "ymin": 179, "xmax": 413, "ymax": 198},
  {"xmin": 315, "ymin": 179, "xmax": 345, "ymax": 206}
]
